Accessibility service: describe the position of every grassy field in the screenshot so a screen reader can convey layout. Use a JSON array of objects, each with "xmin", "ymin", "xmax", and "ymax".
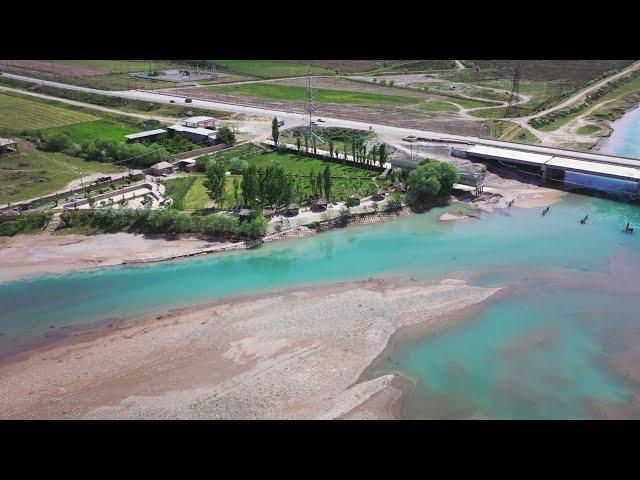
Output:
[
  {"xmin": 41, "ymin": 120, "xmax": 138, "ymax": 143},
  {"xmin": 485, "ymin": 120, "xmax": 540, "ymax": 144},
  {"xmin": 0, "ymin": 146, "xmax": 122, "ymax": 204},
  {"xmin": 62, "ymin": 60, "xmax": 177, "ymax": 73},
  {"xmin": 206, "ymin": 146, "xmax": 386, "ymax": 203},
  {"xmin": 577, "ymin": 124, "xmax": 603, "ymax": 135},
  {"xmin": 0, "ymin": 92, "xmax": 97, "ymax": 131},
  {"xmin": 210, "ymin": 83, "xmax": 418, "ymax": 106},
  {"xmin": 420, "ymin": 100, "xmax": 459, "ymax": 112},
  {"xmin": 213, "ymin": 61, "xmax": 333, "ymax": 79},
  {"xmin": 560, "ymin": 142, "xmax": 596, "ymax": 151}
]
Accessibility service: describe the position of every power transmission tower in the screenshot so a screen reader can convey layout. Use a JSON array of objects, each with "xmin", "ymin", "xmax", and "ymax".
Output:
[
  {"xmin": 505, "ymin": 63, "xmax": 521, "ymax": 117},
  {"xmin": 305, "ymin": 70, "xmax": 324, "ymax": 144}
]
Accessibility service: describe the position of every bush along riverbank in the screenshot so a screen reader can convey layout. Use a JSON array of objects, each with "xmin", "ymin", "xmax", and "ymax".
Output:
[{"xmin": 58, "ymin": 208, "xmax": 268, "ymax": 239}]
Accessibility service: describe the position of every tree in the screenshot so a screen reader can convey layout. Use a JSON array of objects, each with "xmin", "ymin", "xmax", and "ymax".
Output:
[
  {"xmin": 141, "ymin": 194, "xmax": 153, "ymax": 209},
  {"xmin": 217, "ymin": 125, "xmax": 236, "ymax": 144},
  {"xmin": 304, "ymin": 133, "xmax": 309, "ymax": 152},
  {"xmin": 242, "ymin": 164, "xmax": 259, "ymax": 206},
  {"xmin": 204, "ymin": 162, "xmax": 227, "ymax": 207},
  {"xmin": 323, "ymin": 165, "xmax": 332, "ymax": 203},
  {"xmin": 42, "ymin": 133, "xmax": 72, "ymax": 152},
  {"xmin": 406, "ymin": 160, "xmax": 459, "ymax": 205},
  {"xmin": 378, "ymin": 143, "xmax": 387, "ymax": 168},
  {"xmin": 316, "ymin": 171, "xmax": 324, "ymax": 198},
  {"xmin": 232, "ymin": 177, "xmax": 240, "ymax": 206},
  {"xmin": 328, "ymin": 139, "xmax": 334, "ymax": 158},
  {"xmin": 312, "ymin": 136, "xmax": 317, "ymax": 155},
  {"xmin": 296, "ymin": 136, "xmax": 302, "ymax": 152},
  {"xmin": 271, "ymin": 117, "xmax": 280, "ymax": 146}
]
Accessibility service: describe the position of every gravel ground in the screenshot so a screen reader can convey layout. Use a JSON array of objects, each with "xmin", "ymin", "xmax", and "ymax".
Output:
[{"xmin": 0, "ymin": 277, "xmax": 501, "ymax": 419}]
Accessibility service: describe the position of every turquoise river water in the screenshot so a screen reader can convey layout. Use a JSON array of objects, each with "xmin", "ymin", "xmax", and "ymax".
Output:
[{"xmin": 2, "ymin": 133, "xmax": 640, "ymax": 419}]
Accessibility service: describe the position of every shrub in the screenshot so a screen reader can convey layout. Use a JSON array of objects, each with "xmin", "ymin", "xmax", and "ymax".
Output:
[
  {"xmin": 41, "ymin": 133, "xmax": 72, "ymax": 152},
  {"xmin": 345, "ymin": 197, "xmax": 360, "ymax": 207},
  {"xmin": 0, "ymin": 212, "xmax": 52, "ymax": 236}
]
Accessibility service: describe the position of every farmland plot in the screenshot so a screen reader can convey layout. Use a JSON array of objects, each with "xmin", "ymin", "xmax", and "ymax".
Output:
[{"xmin": 0, "ymin": 92, "xmax": 97, "ymax": 131}]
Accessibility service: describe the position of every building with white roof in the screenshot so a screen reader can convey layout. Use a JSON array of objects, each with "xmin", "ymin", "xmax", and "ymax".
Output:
[
  {"xmin": 167, "ymin": 124, "xmax": 218, "ymax": 145},
  {"xmin": 125, "ymin": 129, "xmax": 168, "ymax": 143}
]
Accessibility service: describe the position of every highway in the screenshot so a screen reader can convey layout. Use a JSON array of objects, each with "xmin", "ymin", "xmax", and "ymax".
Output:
[{"xmin": 3, "ymin": 72, "xmax": 640, "ymax": 178}]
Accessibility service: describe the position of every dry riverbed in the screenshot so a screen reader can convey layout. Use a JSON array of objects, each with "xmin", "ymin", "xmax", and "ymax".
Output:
[{"xmin": 0, "ymin": 277, "xmax": 501, "ymax": 419}]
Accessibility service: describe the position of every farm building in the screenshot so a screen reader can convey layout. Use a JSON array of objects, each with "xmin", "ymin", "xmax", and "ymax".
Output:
[
  {"xmin": 182, "ymin": 116, "xmax": 217, "ymax": 129},
  {"xmin": 167, "ymin": 124, "xmax": 218, "ymax": 145},
  {"xmin": 149, "ymin": 161, "xmax": 175, "ymax": 176},
  {"xmin": 125, "ymin": 129, "xmax": 168, "ymax": 144},
  {"xmin": 0, "ymin": 138, "xmax": 19, "ymax": 157}
]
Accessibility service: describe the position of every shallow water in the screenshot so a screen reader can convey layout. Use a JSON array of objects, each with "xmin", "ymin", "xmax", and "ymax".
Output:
[
  {"xmin": 2, "ymin": 139, "xmax": 640, "ymax": 418},
  {"xmin": 605, "ymin": 106, "xmax": 640, "ymax": 159}
]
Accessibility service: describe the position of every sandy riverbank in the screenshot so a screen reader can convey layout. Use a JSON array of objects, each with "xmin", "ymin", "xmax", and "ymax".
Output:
[
  {"xmin": 0, "ymin": 276, "xmax": 501, "ymax": 419},
  {"xmin": 0, "ymin": 180, "xmax": 563, "ymax": 283},
  {"xmin": 0, "ymin": 232, "xmax": 256, "ymax": 283}
]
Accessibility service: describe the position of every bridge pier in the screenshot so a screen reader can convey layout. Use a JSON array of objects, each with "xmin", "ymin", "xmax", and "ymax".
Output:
[{"xmin": 541, "ymin": 166, "xmax": 550, "ymax": 182}]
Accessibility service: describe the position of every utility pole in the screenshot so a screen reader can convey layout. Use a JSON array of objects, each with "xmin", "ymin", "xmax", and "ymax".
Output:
[{"xmin": 505, "ymin": 63, "xmax": 522, "ymax": 117}]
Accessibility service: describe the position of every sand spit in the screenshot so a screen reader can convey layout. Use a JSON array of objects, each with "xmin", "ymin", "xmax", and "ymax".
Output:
[{"xmin": 0, "ymin": 277, "xmax": 500, "ymax": 420}]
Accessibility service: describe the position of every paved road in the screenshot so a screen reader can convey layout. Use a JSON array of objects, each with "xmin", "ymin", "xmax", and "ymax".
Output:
[{"xmin": 3, "ymin": 72, "xmax": 640, "ymax": 168}]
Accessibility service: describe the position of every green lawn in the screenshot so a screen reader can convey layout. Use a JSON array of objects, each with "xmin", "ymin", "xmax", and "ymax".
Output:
[
  {"xmin": 41, "ymin": 120, "xmax": 138, "ymax": 143},
  {"xmin": 62, "ymin": 60, "xmax": 177, "ymax": 73},
  {"xmin": 577, "ymin": 124, "xmax": 602, "ymax": 135},
  {"xmin": 420, "ymin": 100, "xmax": 460, "ymax": 112},
  {"xmin": 210, "ymin": 83, "xmax": 419, "ymax": 106},
  {"xmin": 485, "ymin": 120, "xmax": 540, "ymax": 144},
  {"xmin": 0, "ymin": 92, "xmax": 97, "ymax": 131},
  {"xmin": 213, "ymin": 60, "xmax": 333, "ymax": 79},
  {"xmin": 0, "ymin": 146, "xmax": 122, "ymax": 204}
]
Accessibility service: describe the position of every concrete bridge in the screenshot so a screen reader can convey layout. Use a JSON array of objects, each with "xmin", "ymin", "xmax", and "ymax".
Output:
[{"xmin": 455, "ymin": 144, "xmax": 640, "ymax": 193}]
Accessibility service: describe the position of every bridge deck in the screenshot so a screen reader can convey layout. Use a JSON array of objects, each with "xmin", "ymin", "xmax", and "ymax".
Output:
[{"xmin": 465, "ymin": 145, "xmax": 640, "ymax": 183}]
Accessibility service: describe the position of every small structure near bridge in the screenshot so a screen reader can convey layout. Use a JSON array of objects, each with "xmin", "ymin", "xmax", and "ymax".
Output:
[{"xmin": 458, "ymin": 170, "xmax": 485, "ymax": 194}]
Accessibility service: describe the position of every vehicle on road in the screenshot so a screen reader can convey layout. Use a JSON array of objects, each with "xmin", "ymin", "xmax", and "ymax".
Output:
[
  {"xmin": 185, "ymin": 98, "xmax": 192, "ymax": 103},
  {"xmin": 310, "ymin": 121, "xmax": 318, "ymax": 126},
  {"xmin": 169, "ymin": 100, "xmax": 175, "ymax": 103},
  {"xmin": 278, "ymin": 120, "xmax": 285, "ymax": 127},
  {"xmin": 317, "ymin": 118, "xmax": 325, "ymax": 123}
]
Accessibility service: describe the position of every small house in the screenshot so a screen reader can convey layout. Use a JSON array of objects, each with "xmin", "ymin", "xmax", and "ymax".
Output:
[
  {"xmin": 149, "ymin": 161, "xmax": 175, "ymax": 176},
  {"xmin": 177, "ymin": 158, "xmax": 197, "ymax": 172},
  {"xmin": 286, "ymin": 203, "xmax": 300, "ymax": 216},
  {"xmin": 238, "ymin": 209, "xmax": 253, "ymax": 222},
  {"xmin": 263, "ymin": 209, "xmax": 276, "ymax": 219},
  {"xmin": 311, "ymin": 198, "xmax": 328, "ymax": 212},
  {"xmin": 0, "ymin": 138, "xmax": 19, "ymax": 157},
  {"xmin": 372, "ymin": 189, "xmax": 387, "ymax": 201},
  {"xmin": 167, "ymin": 124, "xmax": 218, "ymax": 145}
]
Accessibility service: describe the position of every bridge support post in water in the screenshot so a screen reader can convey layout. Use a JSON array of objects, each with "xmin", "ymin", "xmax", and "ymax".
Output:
[{"xmin": 541, "ymin": 166, "xmax": 550, "ymax": 182}]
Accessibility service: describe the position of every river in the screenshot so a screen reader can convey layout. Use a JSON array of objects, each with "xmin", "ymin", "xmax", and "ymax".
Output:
[{"xmin": 2, "ymin": 115, "xmax": 640, "ymax": 418}]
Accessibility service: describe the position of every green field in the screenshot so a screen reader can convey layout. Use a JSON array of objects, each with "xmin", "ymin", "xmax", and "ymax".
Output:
[
  {"xmin": 210, "ymin": 83, "xmax": 418, "ymax": 106},
  {"xmin": 0, "ymin": 147, "xmax": 122, "ymax": 204},
  {"xmin": 420, "ymin": 100, "xmax": 460, "ymax": 112},
  {"xmin": 0, "ymin": 92, "xmax": 98, "ymax": 131},
  {"xmin": 62, "ymin": 60, "xmax": 177, "ymax": 73},
  {"xmin": 484, "ymin": 120, "xmax": 540, "ymax": 144},
  {"xmin": 577, "ymin": 124, "xmax": 602, "ymax": 135},
  {"xmin": 42, "ymin": 120, "xmax": 138, "ymax": 143},
  {"xmin": 213, "ymin": 61, "xmax": 333, "ymax": 79}
]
